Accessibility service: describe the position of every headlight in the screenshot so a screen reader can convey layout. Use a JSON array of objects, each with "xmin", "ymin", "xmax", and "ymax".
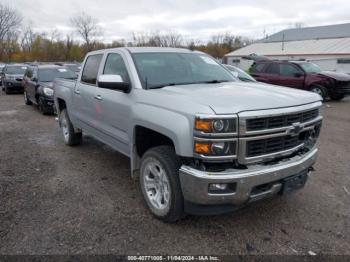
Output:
[
  {"xmin": 195, "ymin": 117, "xmax": 237, "ymax": 134},
  {"xmin": 194, "ymin": 140, "xmax": 236, "ymax": 157},
  {"xmin": 43, "ymin": 87, "xmax": 54, "ymax": 96}
]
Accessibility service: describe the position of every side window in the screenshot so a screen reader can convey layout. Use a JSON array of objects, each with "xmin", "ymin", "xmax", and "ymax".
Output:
[
  {"xmin": 103, "ymin": 53, "xmax": 130, "ymax": 83},
  {"xmin": 280, "ymin": 64, "xmax": 302, "ymax": 77},
  {"xmin": 251, "ymin": 63, "xmax": 265, "ymax": 73},
  {"xmin": 81, "ymin": 54, "xmax": 103, "ymax": 85},
  {"xmin": 265, "ymin": 63, "xmax": 280, "ymax": 75}
]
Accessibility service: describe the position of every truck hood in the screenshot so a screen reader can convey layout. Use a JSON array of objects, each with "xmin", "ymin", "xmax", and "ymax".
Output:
[
  {"xmin": 158, "ymin": 82, "xmax": 322, "ymax": 114},
  {"xmin": 39, "ymin": 81, "xmax": 54, "ymax": 88},
  {"xmin": 318, "ymin": 71, "xmax": 350, "ymax": 81}
]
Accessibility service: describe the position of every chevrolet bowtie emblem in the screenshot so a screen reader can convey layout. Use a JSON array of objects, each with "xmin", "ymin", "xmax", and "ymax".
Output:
[{"xmin": 288, "ymin": 122, "xmax": 303, "ymax": 136}]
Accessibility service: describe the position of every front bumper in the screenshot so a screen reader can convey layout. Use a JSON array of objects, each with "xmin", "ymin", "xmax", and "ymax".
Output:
[
  {"xmin": 41, "ymin": 97, "xmax": 55, "ymax": 112},
  {"xmin": 335, "ymin": 87, "xmax": 350, "ymax": 95},
  {"xmin": 4, "ymin": 81, "xmax": 23, "ymax": 91},
  {"xmin": 179, "ymin": 148, "xmax": 317, "ymax": 206}
]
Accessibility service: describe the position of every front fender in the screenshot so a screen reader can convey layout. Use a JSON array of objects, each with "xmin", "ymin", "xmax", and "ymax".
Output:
[{"xmin": 131, "ymin": 103, "xmax": 194, "ymax": 157}]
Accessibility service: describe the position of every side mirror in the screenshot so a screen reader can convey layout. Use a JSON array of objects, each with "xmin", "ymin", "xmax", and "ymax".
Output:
[
  {"xmin": 97, "ymin": 74, "xmax": 130, "ymax": 92},
  {"xmin": 31, "ymin": 77, "xmax": 38, "ymax": 82},
  {"xmin": 294, "ymin": 72, "xmax": 303, "ymax": 77}
]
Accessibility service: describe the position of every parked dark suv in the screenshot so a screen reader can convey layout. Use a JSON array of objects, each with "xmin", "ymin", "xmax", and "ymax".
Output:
[
  {"xmin": 250, "ymin": 60, "xmax": 350, "ymax": 100},
  {"xmin": 1, "ymin": 64, "xmax": 27, "ymax": 94},
  {"xmin": 23, "ymin": 65, "xmax": 77, "ymax": 114}
]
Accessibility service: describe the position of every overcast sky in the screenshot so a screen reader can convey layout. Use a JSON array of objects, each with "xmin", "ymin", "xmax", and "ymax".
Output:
[{"xmin": 3, "ymin": 0, "xmax": 350, "ymax": 43}]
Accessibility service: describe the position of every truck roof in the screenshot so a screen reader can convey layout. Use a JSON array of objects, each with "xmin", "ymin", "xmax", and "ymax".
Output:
[{"xmin": 89, "ymin": 47, "xmax": 200, "ymax": 55}]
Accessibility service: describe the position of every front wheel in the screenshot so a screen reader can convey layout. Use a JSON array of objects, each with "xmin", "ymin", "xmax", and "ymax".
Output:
[
  {"xmin": 140, "ymin": 146, "xmax": 184, "ymax": 222},
  {"xmin": 38, "ymin": 96, "xmax": 48, "ymax": 114},
  {"xmin": 310, "ymin": 85, "xmax": 327, "ymax": 100},
  {"xmin": 59, "ymin": 109, "xmax": 82, "ymax": 146}
]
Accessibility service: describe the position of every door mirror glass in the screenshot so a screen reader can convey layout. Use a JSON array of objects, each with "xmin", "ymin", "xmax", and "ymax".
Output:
[{"xmin": 97, "ymin": 74, "xmax": 130, "ymax": 92}]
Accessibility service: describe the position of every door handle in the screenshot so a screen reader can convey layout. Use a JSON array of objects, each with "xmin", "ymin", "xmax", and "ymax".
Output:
[
  {"xmin": 74, "ymin": 89, "xmax": 81, "ymax": 95},
  {"xmin": 94, "ymin": 95, "xmax": 103, "ymax": 101}
]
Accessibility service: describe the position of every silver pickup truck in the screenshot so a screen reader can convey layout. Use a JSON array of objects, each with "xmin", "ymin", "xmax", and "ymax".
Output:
[{"xmin": 54, "ymin": 47, "xmax": 323, "ymax": 222}]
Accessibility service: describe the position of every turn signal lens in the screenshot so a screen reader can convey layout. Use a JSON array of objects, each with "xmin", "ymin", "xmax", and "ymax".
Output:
[
  {"xmin": 194, "ymin": 142, "xmax": 210, "ymax": 154},
  {"xmin": 195, "ymin": 119, "xmax": 212, "ymax": 132}
]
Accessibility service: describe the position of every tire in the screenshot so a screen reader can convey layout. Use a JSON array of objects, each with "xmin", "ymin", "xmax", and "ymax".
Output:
[
  {"xmin": 38, "ymin": 96, "xmax": 48, "ymax": 115},
  {"xmin": 5, "ymin": 87, "xmax": 9, "ymax": 94},
  {"xmin": 310, "ymin": 85, "xmax": 327, "ymax": 100},
  {"xmin": 59, "ymin": 109, "xmax": 82, "ymax": 146},
  {"xmin": 140, "ymin": 145, "xmax": 184, "ymax": 222},
  {"xmin": 330, "ymin": 93, "xmax": 345, "ymax": 101},
  {"xmin": 24, "ymin": 91, "xmax": 32, "ymax": 105}
]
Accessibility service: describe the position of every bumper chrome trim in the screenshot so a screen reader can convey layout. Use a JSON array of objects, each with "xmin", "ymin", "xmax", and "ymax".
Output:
[{"xmin": 179, "ymin": 148, "xmax": 318, "ymax": 205}]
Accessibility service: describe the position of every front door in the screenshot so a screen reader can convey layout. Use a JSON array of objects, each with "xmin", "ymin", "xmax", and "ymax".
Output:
[
  {"xmin": 93, "ymin": 52, "xmax": 133, "ymax": 156},
  {"xmin": 278, "ymin": 63, "xmax": 305, "ymax": 89}
]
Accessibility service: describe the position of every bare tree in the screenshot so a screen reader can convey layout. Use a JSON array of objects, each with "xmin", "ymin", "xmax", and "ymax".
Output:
[
  {"xmin": 0, "ymin": 3, "xmax": 22, "ymax": 59},
  {"xmin": 132, "ymin": 30, "xmax": 183, "ymax": 47},
  {"xmin": 70, "ymin": 12, "xmax": 101, "ymax": 51},
  {"xmin": 20, "ymin": 24, "xmax": 36, "ymax": 52}
]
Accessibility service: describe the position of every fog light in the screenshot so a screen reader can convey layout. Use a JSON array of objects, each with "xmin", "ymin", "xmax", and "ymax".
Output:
[{"xmin": 209, "ymin": 183, "xmax": 228, "ymax": 191}]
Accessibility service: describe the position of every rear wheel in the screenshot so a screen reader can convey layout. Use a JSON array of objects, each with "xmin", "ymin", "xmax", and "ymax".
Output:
[
  {"xmin": 310, "ymin": 85, "xmax": 327, "ymax": 100},
  {"xmin": 140, "ymin": 146, "xmax": 184, "ymax": 222},
  {"xmin": 59, "ymin": 109, "xmax": 82, "ymax": 146},
  {"xmin": 24, "ymin": 91, "xmax": 32, "ymax": 105},
  {"xmin": 330, "ymin": 93, "xmax": 345, "ymax": 101}
]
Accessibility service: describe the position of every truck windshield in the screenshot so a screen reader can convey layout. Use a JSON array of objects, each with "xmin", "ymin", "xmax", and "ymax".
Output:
[
  {"xmin": 133, "ymin": 52, "xmax": 236, "ymax": 89},
  {"xmin": 5, "ymin": 66, "xmax": 27, "ymax": 75},
  {"xmin": 38, "ymin": 68, "xmax": 77, "ymax": 82},
  {"xmin": 299, "ymin": 63, "xmax": 322, "ymax": 73}
]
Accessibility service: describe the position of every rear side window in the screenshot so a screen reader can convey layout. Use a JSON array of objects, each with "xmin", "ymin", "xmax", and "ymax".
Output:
[
  {"xmin": 266, "ymin": 63, "xmax": 280, "ymax": 75},
  {"xmin": 81, "ymin": 54, "xmax": 103, "ymax": 85},
  {"xmin": 103, "ymin": 53, "xmax": 130, "ymax": 83},
  {"xmin": 251, "ymin": 63, "xmax": 266, "ymax": 73},
  {"xmin": 280, "ymin": 64, "xmax": 302, "ymax": 76}
]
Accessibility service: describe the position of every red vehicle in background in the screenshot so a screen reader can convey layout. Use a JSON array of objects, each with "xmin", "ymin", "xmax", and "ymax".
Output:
[{"xmin": 250, "ymin": 60, "xmax": 350, "ymax": 101}]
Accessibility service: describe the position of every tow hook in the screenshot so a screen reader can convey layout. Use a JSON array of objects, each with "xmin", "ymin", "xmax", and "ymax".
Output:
[{"xmin": 307, "ymin": 166, "xmax": 315, "ymax": 177}]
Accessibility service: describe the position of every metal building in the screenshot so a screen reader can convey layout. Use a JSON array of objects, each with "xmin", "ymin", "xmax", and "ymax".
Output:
[{"xmin": 225, "ymin": 23, "xmax": 350, "ymax": 73}]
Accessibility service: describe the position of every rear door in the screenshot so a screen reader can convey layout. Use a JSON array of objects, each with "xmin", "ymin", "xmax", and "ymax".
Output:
[
  {"xmin": 92, "ymin": 51, "xmax": 133, "ymax": 156},
  {"xmin": 260, "ymin": 63, "xmax": 281, "ymax": 85},
  {"xmin": 72, "ymin": 54, "xmax": 103, "ymax": 132},
  {"xmin": 278, "ymin": 63, "xmax": 305, "ymax": 89}
]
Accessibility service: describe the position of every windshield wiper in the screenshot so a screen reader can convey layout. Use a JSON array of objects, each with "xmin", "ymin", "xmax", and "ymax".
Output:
[
  {"xmin": 147, "ymin": 80, "xmax": 231, "ymax": 90},
  {"xmin": 200, "ymin": 80, "xmax": 231, "ymax": 84},
  {"xmin": 148, "ymin": 82, "xmax": 194, "ymax": 90}
]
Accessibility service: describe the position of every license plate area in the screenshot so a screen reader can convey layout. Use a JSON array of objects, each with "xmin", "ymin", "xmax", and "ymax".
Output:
[{"xmin": 283, "ymin": 170, "xmax": 308, "ymax": 194}]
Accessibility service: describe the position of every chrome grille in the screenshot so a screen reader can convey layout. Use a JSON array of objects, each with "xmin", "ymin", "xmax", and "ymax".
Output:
[
  {"xmin": 246, "ymin": 109, "xmax": 319, "ymax": 131},
  {"xmin": 246, "ymin": 136, "xmax": 301, "ymax": 157},
  {"xmin": 238, "ymin": 102, "xmax": 323, "ymax": 165}
]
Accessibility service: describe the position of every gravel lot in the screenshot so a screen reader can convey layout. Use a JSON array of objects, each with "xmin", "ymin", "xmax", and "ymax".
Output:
[{"xmin": 0, "ymin": 91, "xmax": 349, "ymax": 256}]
